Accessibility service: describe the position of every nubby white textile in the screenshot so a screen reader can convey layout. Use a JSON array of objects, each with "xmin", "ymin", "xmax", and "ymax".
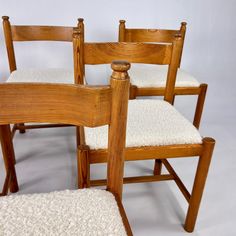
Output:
[
  {"xmin": 129, "ymin": 64, "xmax": 200, "ymax": 87},
  {"xmin": 85, "ymin": 99, "xmax": 202, "ymax": 150},
  {"xmin": 0, "ymin": 189, "xmax": 127, "ymax": 235},
  {"xmin": 7, "ymin": 68, "xmax": 74, "ymax": 83}
]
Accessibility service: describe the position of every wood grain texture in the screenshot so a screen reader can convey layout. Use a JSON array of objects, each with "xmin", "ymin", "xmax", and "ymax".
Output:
[
  {"xmin": 84, "ymin": 42, "xmax": 172, "ymax": 65},
  {"xmin": 2, "ymin": 16, "xmax": 17, "ymax": 72},
  {"xmin": 164, "ymin": 35, "xmax": 182, "ymax": 103},
  {"xmin": 124, "ymin": 29, "xmax": 180, "ymax": 43},
  {"xmin": 118, "ymin": 20, "xmax": 186, "ymax": 68},
  {"xmin": 107, "ymin": 61, "xmax": 130, "ymax": 198},
  {"xmin": 136, "ymin": 86, "xmax": 202, "ymax": 96},
  {"xmin": 11, "ymin": 26, "xmax": 74, "ymax": 41},
  {"xmin": 0, "ymin": 83, "xmax": 111, "ymax": 127},
  {"xmin": 73, "ymin": 28, "xmax": 85, "ymax": 85},
  {"xmin": 89, "ymin": 143, "xmax": 203, "ymax": 164}
]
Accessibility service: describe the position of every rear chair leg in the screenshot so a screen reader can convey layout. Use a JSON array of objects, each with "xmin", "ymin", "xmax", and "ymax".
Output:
[
  {"xmin": 77, "ymin": 145, "xmax": 90, "ymax": 188},
  {"xmin": 153, "ymin": 159, "xmax": 162, "ymax": 175},
  {"xmin": 193, "ymin": 84, "xmax": 207, "ymax": 129},
  {"xmin": 184, "ymin": 137, "xmax": 215, "ymax": 232},
  {"xmin": 18, "ymin": 123, "xmax": 26, "ymax": 133},
  {"xmin": 153, "ymin": 92, "xmax": 176, "ymax": 175}
]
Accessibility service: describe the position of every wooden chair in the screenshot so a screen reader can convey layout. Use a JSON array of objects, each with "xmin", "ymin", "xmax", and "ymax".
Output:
[
  {"xmin": 73, "ymin": 29, "xmax": 215, "ymax": 232},
  {"xmin": 119, "ymin": 20, "xmax": 207, "ymax": 129},
  {"xmin": 0, "ymin": 61, "xmax": 132, "ymax": 235},
  {"xmin": 2, "ymin": 16, "xmax": 84, "ymax": 136}
]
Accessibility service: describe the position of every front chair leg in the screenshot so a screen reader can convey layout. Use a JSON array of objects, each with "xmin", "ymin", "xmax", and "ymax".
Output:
[
  {"xmin": 184, "ymin": 137, "xmax": 215, "ymax": 232},
  {"xmin": 77, "ymin": 145, "xmax": 90, "ymax": 188},
  {"xmin": 0, "ymin": 124, "xmax": 19, "ymax": 193}
]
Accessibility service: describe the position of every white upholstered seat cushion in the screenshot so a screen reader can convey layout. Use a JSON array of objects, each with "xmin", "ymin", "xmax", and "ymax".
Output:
[
  {"xmin": 128, "ymin": 64, "xmax": 200, "ymax": 88},
  {"xmin": 6, "ymin": 68, "xmax": 74, "ymax": 83},
  {"xmin": 0, "ymin": 189, "xmax": 127, "ymax": 235},
  {"xmin": 85, "ymin": 99, "xmax": 202, "ymax": 150}
]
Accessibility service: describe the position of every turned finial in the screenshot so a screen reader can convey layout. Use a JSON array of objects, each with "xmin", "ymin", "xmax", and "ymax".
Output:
[
  {"xmin": 78, "ymin": 18, "xmax": 84, "ymax": 23},
  {"xmin": 111, "ymin": 60, "xmax": 130, "ymax": 81},
  {"xmin": 111, "ymin": 60, "xmax": 130, "ymax": 73},
  {"xmin": 119, "ymin": 20, "xmax": 126, "ymax": 24},
  {"xmin": 2, "ymin": 16, "xmax": 9, "ymax": 21}
]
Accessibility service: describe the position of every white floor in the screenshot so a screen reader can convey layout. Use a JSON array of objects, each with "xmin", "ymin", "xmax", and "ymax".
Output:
[{"xmin": 0, "ymin": 95, "xmax": 235, "ymax": 236}]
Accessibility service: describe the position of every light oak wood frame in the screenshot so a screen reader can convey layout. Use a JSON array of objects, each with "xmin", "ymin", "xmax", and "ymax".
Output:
[
  {"xmin": 2, "ymin": 16, "xmax": 84, "ymax": 137},
  {"xmin": 119, "ymin": 20, "xmax": 207, "ymax": 130},
  {"xmin": 73, "ymin": 30, "xmax": 215, "ymax": 232},
  {"xmin": 0, "ymin": 61, "xmax": 132, "ymax": 235}
]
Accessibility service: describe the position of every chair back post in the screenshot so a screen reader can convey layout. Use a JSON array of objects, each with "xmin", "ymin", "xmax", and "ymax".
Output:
[
  {"xmin": 118, "ymin": 20, "xmax": 126, "ymax": 42},
  {"xmin": 178, "ymin": 22, "xmax": 187, "ymax": 67},
  {"xmin": 73, "ymin": 29, "xmax": 84, "ymax": 84},
  {"xmin": 107, "ymin": 60, "xmax": 130, "ymax": 199},
  {"xmin": 2, "ymin": 16, "xmax": 16, "ymax": 72},
  {"xmin": 164, "ymin": 35, "xmax": 182, "ymax": 104},
  {"xmin": 77, "ymin": 18, "xmax": 85, "ymax": 83},
  {"xmin": 77, "ymin": 18, "xmax": 84, "ymax": 37}
]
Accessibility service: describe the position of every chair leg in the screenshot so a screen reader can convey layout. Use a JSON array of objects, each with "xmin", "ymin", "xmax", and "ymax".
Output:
[
  {"xmin": 153, "ymin": 159, "xmax": 162, "ymax": 175},
  {"xmin": 77, "ymin": 145, "xmax": 90, "ymax": 188},
  {"xmin": 76, "ymin": 126, "xmax": 80, "ymax": 148},
  {"xmin": 171, "ymin": 94, "xmax": 176, "ymax": 105},
  {"xmin": 184, "ymin": 137, "xmax": 215, "ymax": 232},
  {"xmin": 193, "ymin": 84, "xmax": 207, "ymax": 129},
  {"xmin": 0, "ymin": 125, "xmax": 19, "ymax": 193},
  {"xmin": 18, "ymin": 123, "xmax": 26, "ymax": 133},
  {"xmin": 153, "ymin": 90, "xmax": 175, "ymax": 175}
]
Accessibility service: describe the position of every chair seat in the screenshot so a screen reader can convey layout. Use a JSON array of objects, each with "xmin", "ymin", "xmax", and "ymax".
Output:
[
  {"xmin": 0, "ymin": 189, "xmax": 127, "ymax": 235},
  {"xmin": 129, "ymin": 64, "xmax": 200, "ymax": 88},
  {"xmin": 7, "ymin": 68, "xmax": 74, "ymax": 83},
  {"xmin": 85, "ymin": 99, "xmax": 202, "ymax": 150}
]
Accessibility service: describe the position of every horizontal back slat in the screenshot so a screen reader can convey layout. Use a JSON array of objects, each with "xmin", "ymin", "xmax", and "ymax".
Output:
[
  {"xmin": 0, "ymin": 83, "xmax": 111, "ymax": 127},
  {"xmin": 84, "ymin": 42, "xmax": 172, "ymax": 65},
  {"xmin": 125, "ymin": 29, "xmax": 180, "ymax": 43},
  {"xmin": 11, "ymin": 26, "xmax": 74, "ymax": 41}
]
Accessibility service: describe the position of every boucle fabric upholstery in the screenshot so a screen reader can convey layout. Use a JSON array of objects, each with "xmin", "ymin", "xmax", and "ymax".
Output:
[
  {"xmin": 85, "ymin": 100, "xmax": 202, "ymax": 150},
  {"xmin": 7, "ymin": 68, "xmax": 74, "ymax": 83},
  {"xmin": 128, "ymin": 64, "xmax": 200, "ymax": 87},
  {"xmin": 0, "ymin": 189, "xmax": 127, "ymax": 236}
]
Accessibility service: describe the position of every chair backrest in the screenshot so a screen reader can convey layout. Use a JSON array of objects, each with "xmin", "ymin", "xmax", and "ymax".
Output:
[
  {"xmin": 73, "ymin": 28, "xmax": 183, "ymax": 103},
  {"xmin": 0, "ymin": 60, "xmax": 130, "ymax": 198},
  {"xmin": 2, "ymin": 16, "xmax": 84, "ymax": 72},
  {"xmin": 118, "ymin": 20, "xmax": 187, "ymax": 67}
]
